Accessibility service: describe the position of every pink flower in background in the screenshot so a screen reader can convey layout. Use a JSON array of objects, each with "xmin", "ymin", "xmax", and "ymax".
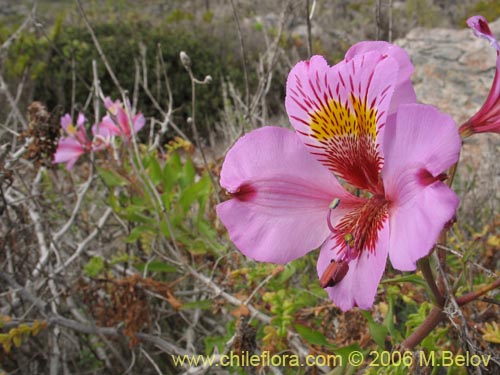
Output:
[
  {"xmin": 217, "ymin": 43, "xmax": 461, "ymax": 311},
  {"xmin": 96, "ymin": 97, "xmax": 145, "ymax": 141},
  {"xmin": 53, "ymin": 113, "xmax": 92, "ymax": 170},
  {"xmin": 460, "ymin": 15, "xmax": 500, "ymax": 137},
  {"xmin": 54, "ymin": 112, "xmax": 116, "ymax": 170}
]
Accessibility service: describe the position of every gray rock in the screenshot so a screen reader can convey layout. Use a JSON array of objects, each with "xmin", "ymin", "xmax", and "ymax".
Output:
[{"xmin": 396, "ymin": 19, "xmax": 500, "ymax": 221}]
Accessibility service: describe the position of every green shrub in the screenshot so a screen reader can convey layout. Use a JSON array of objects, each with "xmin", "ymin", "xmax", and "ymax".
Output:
[{"xmin": 1, "ymin": 18, "xmax": 258, "ymax": 138}]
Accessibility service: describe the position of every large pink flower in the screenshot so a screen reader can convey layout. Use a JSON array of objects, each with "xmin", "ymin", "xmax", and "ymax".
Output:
[
  {"xmin": 95, "ymin": 97, "xmax": 145, "ymax": 141},
  {"xmin": 217, "ymin": 43, "xmax": 461, "ymax": 311},
  {"xmin": 460, "ymin": 16, "xmax": 500, "ymax": 137}
]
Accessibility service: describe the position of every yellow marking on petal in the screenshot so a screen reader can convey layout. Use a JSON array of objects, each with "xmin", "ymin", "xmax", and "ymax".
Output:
[
  {"xmin": 66, "ymin": 123, "xmax": 77, "ymax": 135},
  {"xmin": 309, "ymin": 95, "xmax": 377, "ymax": 142}
]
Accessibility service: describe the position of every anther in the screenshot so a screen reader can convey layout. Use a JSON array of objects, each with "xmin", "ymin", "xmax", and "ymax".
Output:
[{"xmin": 320, "ymin": 260, "xmax": 349, "ymax": 288}]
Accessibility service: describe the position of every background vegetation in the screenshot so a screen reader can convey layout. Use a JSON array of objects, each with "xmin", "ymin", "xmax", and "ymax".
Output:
[{"xmin": 0, "ymin": 1, "xmax": 499, "ymax": 374}]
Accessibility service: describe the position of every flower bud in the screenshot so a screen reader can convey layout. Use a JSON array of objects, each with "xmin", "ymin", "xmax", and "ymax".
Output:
[{"xmin": 180, "ymin": 51, "xmax": 191, "ymax": 68}]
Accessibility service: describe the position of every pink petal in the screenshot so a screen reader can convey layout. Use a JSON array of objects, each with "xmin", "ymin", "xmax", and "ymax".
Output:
[
  {"xmin": 76, "ymin": 112, "xmax": 86, "ymax": 128},
  {"xmin": 467, "ymin": 16, "xmax": 500, "ymax": 52},
  {"xmin": 94, "ymin": 116, "xmax": 121, "ymax": 137},
  {"xmin": 381, "ymin": 104, "xmax": 460, "ymax": 270},
  {"xmin": 285, "ymin": 53, "xmax": 398, "ymax": 191},
  {"xmin": 460, "ymin": 21, "xmax": 500, "ymax": 135},
  {"xmin": 345, "ymin": 41, "xmax": 416, "ymax": 113},
  {"xmin": 60, "ymin": 114, "xmax": 72, "ymax": 131},
  {"xmin": 317, "ymin": 222, "xmax": 389, "ymax": 311},
  {"xmin": 53, "ymin": 137, "xmax": 85, "ymax": 170},
  {"xmin": 388, "ymin": 183, "xmax": 458, "ymax": 271},
  {"xmin": 116, "ymin": 107, "xmax": 132, "ymax": 138},
  {"xmin": 217, "ymin": 126, "xmax": 352, "ymax": 264},
  {"xmin": 64, "ymin": 157, "xmax": 79, "ymax": 171},
  {"xmin": 104, "ymin": 96, "xmax": 118, "ymax": 111},
  {"xmin": 133, "ymin": 113, "xmax": 146, "ymax": 133},
  {"xmin": 382, "ymin": 103, "xmax": 461, "ymax": 206}
]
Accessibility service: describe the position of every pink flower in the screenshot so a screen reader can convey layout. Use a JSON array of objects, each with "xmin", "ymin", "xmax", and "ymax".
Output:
[
  {"xmin": 54, "ymin": 113, "xmax": 92, "ymax": 170},
  {"xmin": 95, "ymin": 97, "xmax": 145, "ymax": 141},
  {"xmin": 54, "ymin": 112, "xmax": 114, "ymax": 170},
  {"xmin": 216, "ymin": 43, "xmax": 461, "ymax": 311},
  {"xmin": 460, "ymin": 16, "xmax": 500, "ymax": 137}
]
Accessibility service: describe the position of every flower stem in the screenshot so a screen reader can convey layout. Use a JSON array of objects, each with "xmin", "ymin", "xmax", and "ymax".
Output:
[
  {"xmin": 456, "ymin": 278, "xmax": 500, "ymax": 306},
  {"xmin": 401, "ymin": 278, "xmax": 500, "ymax": 349},
  {"xmin": 401, "ymin": 307, "xmax": 446, "ymax": 350},
  {"xmin": 418, "ymin": 257, "xmax": 445, "ymax": 307}
]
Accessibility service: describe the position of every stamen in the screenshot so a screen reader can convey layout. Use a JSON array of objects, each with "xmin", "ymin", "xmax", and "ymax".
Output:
[
  {"xmin": 320, "ymin": 260, "xmax": 350, "ymax": 288},
  {"xmin": 331, "ymin": 195, "xmax": 389, "ymax": 258},
  {"xmin": 329, "ymin": 198, "xmax": 341, "ymax": 209}
]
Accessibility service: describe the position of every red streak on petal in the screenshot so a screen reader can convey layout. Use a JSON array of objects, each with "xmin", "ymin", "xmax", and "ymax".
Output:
[
  {"xmin": 417, "ymin": 168, "xmax": 448, "ymax": 186},
  {"xmin": 232, "ymin": 183, "xmax": 256, "ymax": 202},
  {"xmin": 332, "ymin": 195, "xmax": 389, "ymax": 257},
  {"xmin": 478, "ymin": 18, "xmax": 494, "ymax": 37}
]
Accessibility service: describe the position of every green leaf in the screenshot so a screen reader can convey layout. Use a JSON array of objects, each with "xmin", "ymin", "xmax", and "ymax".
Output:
[
  {"xmin": 108, "ymin": 192, "xmax": 122, "ymax": 213},
  {"xmin": 334, "ymin": 343, "xmax": 364, "ymax": 372},
  {"xmin": 181, "ymin": 300, "xmax": 212, "ymax": 310},
  {"xmin": 381, "ymin": 274, "xmax": 427, "ymax": 287},
  {"xmin": 83, "ymin": 257, "xmax": 105, "ymax": 277},
  {"xmin": 179, "ymin": 157, "xmax": 196, "ymax": 189},
  {"xmin": 136, "ymin": 260, "xmax": 177, "ymax": 273},
  {"xmin": 179, "ymin": 174, "xmax": 210, "ymax": 212},
  {"xmin": 385, "ymin": 292, "xmax": 402, "ymax": 341},
  {"xmin": 276, "ymin": 263, "xmax": 295, "ymax": 284},
  {"xmin": 294, "ymin": 323, "xmax": 335, "ymax": 348},
  {"xmin": 162, "ymin": 153, "xmax": 182, "ymax": 192},
  {"xmin": 147, "ymin": 157, "xmax": 163, "ymax": 186},
  {"xmin": 125, "ymin": 225, "xmax": 153, "ymax": 243},
  {"xmin": 122, "ymin": 205, "xmax": 154, "ymax": 223},
  {"xmin": 185, "ymin": 239, "xmax": 208, "ymax": 255},
  {"xmin": 159, "ymin": 219, "xmax": 171, "ymax": 239},
  {"xmin": 97, "ymin": 166, "xmax": 129, "ymax": 187},
  {"xmin": 361, "ymin": 311, "xmax": 388, "ymax": 348}
]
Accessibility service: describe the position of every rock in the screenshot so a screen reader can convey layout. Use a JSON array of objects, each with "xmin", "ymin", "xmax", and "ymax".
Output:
[{"xmin": 396, "ymin": 19, "xmax": 500, "ymax": 220}]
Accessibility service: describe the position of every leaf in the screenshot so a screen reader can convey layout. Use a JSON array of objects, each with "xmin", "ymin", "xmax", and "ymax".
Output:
[
  {"xmin": 482, "ymin": 322, "xmax": 500, "ymax": 344},
  {"xmin": 381, "ymin": 274, "xmax": 427, "ymax": 287},
  {"xmin": 181, "ymin": 300, "xmax": 212, "ymax": 310},
  {"xmin": 487, "ymin": 235, "xmax": 500, "ymax": 248},
  {"xmin": 162, "ymin": 290, "xmax": 182, "ymax": 310},
  {"xmin": 147, "ymin": 157, "xmax": 163, "ymax": 186},
  {"xmin": 97, "ymin": 166, "xmax": 129, "ymax": 187},
  {"xmin": 122, "ymin": 205, "xmax": 154, "ymax": 223},
  {"xmin": 83, "ymin": 257, "xmax": 105, "ymax": 277},
  {"xmin": 185, "ymin": 239, "xmax": 208, "ymax": 255},
  {"xmin": 0, "ymin": 333, "xmax": 8, "ymax": 344},
  {"xmin": 31, "ymin": 320, "xmax": 46, "ymax": 336},
  {"xmin": 179, "ymin": 157, "xmax": 196, "ymax": 189},
  {"xmin": 361, "ymin": 311, "xmax": 388, "ymax": 348},
  {"xmin": 136, "ymin": 260, "xmax": 177, "ymax": 273},
  {"xmin": 385, "ymin": 293, "xmax": 401, "ymax": 341},
  {"xmin": 162, "ymin": 152, "xmax": 182, "ymax": 192},
  {"xmin": 10, "ymin": 330, "xmax": 22, "ymax": 348},
  {"xmin": 179, "ymin": 174, "xmax": 210, "ymax": 212},
  {"xmin": 276, "ymin": 263, "xmax": 295, "ymax": 284},
  {"xmin": 125, "ymin": 225, "xmax": 152, "ymax": 243},
  {"xmin": 230, "ymin": 305, "xmax": 250, "ymax": 318},
  {"xmin": 294, "ymin": 323, "xmax": 335, "ymax": 348}
]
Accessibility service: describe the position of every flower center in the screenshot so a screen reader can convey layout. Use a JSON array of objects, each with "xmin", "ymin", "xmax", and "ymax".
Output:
[{"xmin": 331, "ymin": 194, "xmax": 389, "ymax": 260}]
